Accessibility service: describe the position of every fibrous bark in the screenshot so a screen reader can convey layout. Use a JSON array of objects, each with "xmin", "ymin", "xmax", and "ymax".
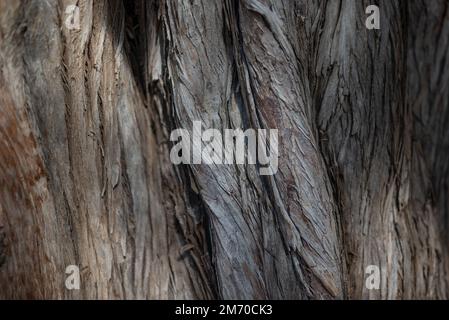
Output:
[{"xmin": 0, "ymin": 0, "xmax": 448, "ymax": 299}]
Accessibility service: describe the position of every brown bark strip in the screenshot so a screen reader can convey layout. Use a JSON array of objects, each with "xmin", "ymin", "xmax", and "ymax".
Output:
[{"xmin": 1, "ymin": 0, "xmax": 448, "ymax": 300}]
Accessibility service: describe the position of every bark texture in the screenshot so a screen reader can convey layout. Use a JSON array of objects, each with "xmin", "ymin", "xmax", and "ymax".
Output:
[{"xmin": 0, "ymin": 0, "xmax": 448, "ymax": 299}]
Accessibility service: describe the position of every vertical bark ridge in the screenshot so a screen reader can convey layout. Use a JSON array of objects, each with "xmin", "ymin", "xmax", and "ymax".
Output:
[{"xmin": 0, "ymin": 0, "xmax": 214, "ymax": 299}]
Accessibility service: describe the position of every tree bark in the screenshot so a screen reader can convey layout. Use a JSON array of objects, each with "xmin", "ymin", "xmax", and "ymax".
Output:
[{"xmin": 0, "ymin": 0, "xmax": 448, "ymax": 299}]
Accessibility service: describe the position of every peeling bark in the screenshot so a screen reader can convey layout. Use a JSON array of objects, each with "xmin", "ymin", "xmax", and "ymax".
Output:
[{"xmin": 0, "ymin": 0, "xmax": 448, "ymax": 299}]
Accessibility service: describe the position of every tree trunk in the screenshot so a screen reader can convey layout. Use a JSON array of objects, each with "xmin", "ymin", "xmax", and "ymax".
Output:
[{"xmin": 0, "ymin": 0, "xmax": 448, "ymax": 299}]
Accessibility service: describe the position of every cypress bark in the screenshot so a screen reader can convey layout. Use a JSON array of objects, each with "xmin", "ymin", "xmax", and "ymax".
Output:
[{"xmin": 0, "ymin": 0, "xmax": 448, "ymax": 299}]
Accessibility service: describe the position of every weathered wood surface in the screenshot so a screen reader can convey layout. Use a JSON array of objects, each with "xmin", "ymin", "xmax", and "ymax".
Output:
[{"xmin": 0, "ymin": 0, "xmax": 448, "ymax": 299}]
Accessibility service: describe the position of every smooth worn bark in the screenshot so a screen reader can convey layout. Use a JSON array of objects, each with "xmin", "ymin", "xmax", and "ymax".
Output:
[{"xmin": 0, "ymin": 0, "xmax": 448, "ymax": 299}]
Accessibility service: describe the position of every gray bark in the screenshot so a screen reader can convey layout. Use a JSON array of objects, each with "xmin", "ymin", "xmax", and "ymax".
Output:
[{"xmin": 0, "ymin": 0, "xmax": 448, "ymax": 299}]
